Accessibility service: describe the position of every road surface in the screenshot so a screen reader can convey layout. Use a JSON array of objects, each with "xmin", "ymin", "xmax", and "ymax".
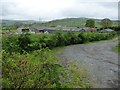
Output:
[{"xmin": 57, "ymin": 39, "xmax": 119, "ymax": 88}]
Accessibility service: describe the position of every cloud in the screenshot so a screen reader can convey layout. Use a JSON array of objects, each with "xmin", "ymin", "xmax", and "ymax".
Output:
[
  {"xmin": 62, "ymin": 2, "xmax": 118, "ymax": 19},
  {"xmin": 1, "ymin": 0, "xmax": 119, "ymax": 20}
]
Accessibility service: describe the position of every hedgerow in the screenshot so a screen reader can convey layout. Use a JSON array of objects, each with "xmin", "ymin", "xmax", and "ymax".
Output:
[{"xmin": 2, "ymin": 31, "xmax": 117, "ymax": 53}]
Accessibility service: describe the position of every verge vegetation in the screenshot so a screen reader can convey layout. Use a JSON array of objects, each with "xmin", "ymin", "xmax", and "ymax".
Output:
[{"xmin": 2, "ymin": 31, "xmax": 117, "ymax": 88}]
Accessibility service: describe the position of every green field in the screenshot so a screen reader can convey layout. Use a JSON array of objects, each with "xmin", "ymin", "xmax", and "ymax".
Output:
[{"xmin": 1, "ymin": 29, "xmax": 16, "ymax": 33}]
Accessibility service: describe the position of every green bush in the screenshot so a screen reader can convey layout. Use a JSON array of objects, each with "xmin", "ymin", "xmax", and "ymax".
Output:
[
  {"xmin": 2, "ymin": 49, "xmax": 64, "ymax": 88},
  {"xmin": 2, "ymin": 35, "xmax": 20, "ymax": 54},
  {"xmin": 79, "ymin": 32, "xmax": 116, "ymax": 43},
  {"xmin": 53, "ymin": 32, "xmax": 67, "ymax": 46},
  {"xmin": 43, "ymin": 34, "xmax": 57, "ymax": 48},
  {"xmin": 2, "ymin": 49, "xmax": 91, "ymax": 88},
  {"xmin": 2, "ymin": 32, "xmax": 117, "ymax": 54},
  {"xmin": 66, "ymin": 31, "xmax": 79, "ymax": 44},
  {"xmin": 17, "ymin": 33, "xmax": 32, "ymax": 53}
]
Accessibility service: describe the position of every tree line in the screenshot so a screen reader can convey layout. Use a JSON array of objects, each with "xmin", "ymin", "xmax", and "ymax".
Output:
[{"xmin": 85, "ymin": 18, "xmax": 113, "ymax": 28}]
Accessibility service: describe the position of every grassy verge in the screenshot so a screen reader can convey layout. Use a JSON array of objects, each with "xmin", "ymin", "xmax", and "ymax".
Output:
[
  {"xmin": 84, "ymin": 39, "xmax": 108, "ymax": 44},
  {"xmin": 51, "ymin": 47, "xmax": 92, "ymax": 88},
  {"xmin": 84, "ymin": 37, "xmax": 118, "ymax": 44},
  {"xmin": 114, "ymin": 45, "xmax": 120, "ymax": 53},
  {"xmin": 61, "ymin": 62, "xmax": 91, "ymax": 88},
  {"xmin": 1, "ymin": 29, "xmax": 16, "ymax": 33},
  {"xmin": 2, "ymin": 48, "xmax": 91, "ymax": 88}
]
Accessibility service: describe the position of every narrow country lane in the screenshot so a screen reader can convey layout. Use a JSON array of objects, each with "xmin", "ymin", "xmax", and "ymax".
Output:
[{"xmin": 57, "ymin": 39, "xmax": 119, "ymax": 88}]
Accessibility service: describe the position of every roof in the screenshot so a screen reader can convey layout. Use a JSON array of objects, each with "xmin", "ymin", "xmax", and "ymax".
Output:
[
  {"xmin": 99, "ymin": 28, "xmax": 114, "ymax": 33},
  {"xmin": 104, "ymin": 29, "xmax": 113, "ymax": 31},
  {"xmin": 81, "ymin": 27, "xmax": 97, "ymax": 31},
  {"xmin": 30, "ymin": 26, "xmax": 82, "ymax": 31}
]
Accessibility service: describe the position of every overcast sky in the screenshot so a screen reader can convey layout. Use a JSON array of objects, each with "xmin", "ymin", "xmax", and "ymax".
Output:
[{"xmin": 1, "ymin": 0, "xmax": 119, "ymax": 21}]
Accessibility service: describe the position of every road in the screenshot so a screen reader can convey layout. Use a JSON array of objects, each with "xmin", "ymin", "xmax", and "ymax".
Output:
[{"xmin": 57, "ymin": 39, "xmax": 119, "ymax": 88}]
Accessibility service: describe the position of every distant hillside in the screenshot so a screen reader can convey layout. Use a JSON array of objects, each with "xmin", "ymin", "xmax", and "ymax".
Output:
[
  {"xmin": 32, "ymin": 18, "xmax": 89, "ymax": 27},
  {"xmin": 32, "ymin": 18, "xmax": 118, "ymax": 28},
  {"xmin": 1, "ymin": 18, "xmax": 118, "ymax": 29},
  {"xmin": 1, "ymin": 19, "xmax": 37, "ymax": 27}
]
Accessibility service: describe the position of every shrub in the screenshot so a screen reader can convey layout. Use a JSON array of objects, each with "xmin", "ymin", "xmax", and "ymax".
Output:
[
  {"xmin": 43, "ymin": 34, "xmax": 57, "ymax": 48},
  {"xmin": 54, "ymin": 32, "xmax": 66, "ymax": 46},
  {"xmin": 17, "ymin": 33, "xmax": 32, "ymax": 53},
  {"xmin": 2, "ymin": 49, "xmax": 91, "ymax": 88},
  {"xmin": 2, "ymin": 32, "xmax": 117, "ymax": 54},
  {"xmin": 2, "ymin": 49, "xmax": 64, "ymax": 88},
  {"xmin": 79, "ymin": 32, "xmax": 116, "ymax": 43},
  {"xmin": 2, "ymin": 35, "xmax": 20, "ymax": 54},
  {"xmin": 66, "ymin": 31, "xmax": 79, "ymax": 44}
]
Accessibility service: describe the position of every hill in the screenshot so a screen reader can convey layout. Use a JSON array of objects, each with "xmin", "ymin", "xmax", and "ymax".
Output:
[
  {"xmin": 32, "ymin": 18, "xmax": 118, "ymax": 28},
  {"xmin": 1, "ymin": 19, "xmax": 37, "ymax": 28},
  {"xmin": 1, "ymin": 18, "xmax": 118, "ymax": 29}
]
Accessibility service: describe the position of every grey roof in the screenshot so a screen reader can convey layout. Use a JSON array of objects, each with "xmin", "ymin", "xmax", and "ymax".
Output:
[
  {"xmin": 81, "ymin": 27, "xmax": 97, "ymax": 31},
  {"xmin": 104, "ymin": 29, "xmax": 113, "ymax": 31},
  {"xmin": 30, "ymin": 26, "xmax": 82, "ymax": 31}
]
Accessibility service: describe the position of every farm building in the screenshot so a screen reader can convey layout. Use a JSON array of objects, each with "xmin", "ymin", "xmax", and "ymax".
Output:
[
  {"xmin": 16, "ymin": 27, "xmax": 59, "ymax": 34},
  {"xmin": 16, "ymin": 27, "xmax": 35, "ymax": 34},
  {"xmin": 16, "ymin": 26, "xmax": 99, "ymax": 34},
  {"xmin": 30, "ymin": 27, "xmax": 57, "ymax": 33},
  {"xmin": 99, "ymin": 29, "xmax": 114, "ymax": 33},
  {"xmin": 29, "ymin": 26, "xmax": 82, "ymax": 33},
  {"xmin": 87, "ymin": 28, "xmax": 97, "ymax": 32},
  {"xmin": 81, "ymin": 27, "xmax": 97, "ymax": 32}
]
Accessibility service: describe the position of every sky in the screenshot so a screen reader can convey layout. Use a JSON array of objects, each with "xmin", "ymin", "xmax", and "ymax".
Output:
[{"xmin": 0, "ymin": 0, "xmax": 119, "ymax": 21}]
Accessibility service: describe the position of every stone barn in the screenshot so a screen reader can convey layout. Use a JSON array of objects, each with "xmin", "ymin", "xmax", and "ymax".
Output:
[
  {"xmin": 16, "ymin": 27, "xmax": 35, "ymax": 34},
  {"xmin": 87, "ymin": 28, "xmax": 97, "ymax": 32}
]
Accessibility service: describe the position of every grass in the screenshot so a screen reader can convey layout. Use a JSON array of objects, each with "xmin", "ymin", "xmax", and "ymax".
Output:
[
  {"xmin": 50, "ymin": 48, "xmax": 92, "ymax": 88},
  {"xmin": 84, "ymin": 39, "xmax": 107, "ymax": 44},
  {"xmin": 62, "ymin": 62, "xmax": 91, "ymax": 88},
  {"xmin": 114, "ymin": 45, "xmax": 120, "ymax": 53},
  {"xmin": 2, "ymin": 29, "xmax": 16, "ymax": 33},
  {"xmin": 31, "ymin": 18, "xmax": 118, "ymax": 28},
  {"xmin": 84, "ymin": 37, "xmax": 117, "ymax": 44},
  {"xmin": 113, "ymin": 36, "xmax": 120, "ymax": 53}
]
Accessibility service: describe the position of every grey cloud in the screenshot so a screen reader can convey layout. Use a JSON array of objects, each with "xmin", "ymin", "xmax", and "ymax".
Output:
[
  {"xmin": 2, "ymin": 2, "xmax": 17, "ymax": 16},
  {"xmin": 61, "ymin": 2, "xmax": 118, "ymax": 20},
  {"xmin": 1, "ymin": 0, "xmax": 118, "ymax": 20},
  {"xmin": 97, "ymin": 2, "xmax": 118, "ymax": 9},
  {"xmin": 61, "ymin": 9, "xmax": 94, "ymax": 18}
]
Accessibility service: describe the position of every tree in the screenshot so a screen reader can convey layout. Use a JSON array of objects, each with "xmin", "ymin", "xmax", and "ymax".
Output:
[
  {"xmin": 85, "ymin": 19, "xmax": 95, "ymax": 28},
  {"xmin": 101, "ymin": 18, "xmax": 112, "ymax": 28}
]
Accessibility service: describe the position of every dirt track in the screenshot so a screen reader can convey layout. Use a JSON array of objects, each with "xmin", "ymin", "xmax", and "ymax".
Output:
[{"xmin": 57, "ymin": 39, "xmax": 119, "ymax": 88}]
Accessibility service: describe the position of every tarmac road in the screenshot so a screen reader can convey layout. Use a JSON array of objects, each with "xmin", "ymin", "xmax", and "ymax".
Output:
[{"xmin": 57, "ymin": 39, "xmax": 119, "ymax": 88}]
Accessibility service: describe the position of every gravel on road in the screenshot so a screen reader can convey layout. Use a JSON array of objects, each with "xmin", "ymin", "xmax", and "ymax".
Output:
[{"xmin": 57, "ymin": 39, "xmax": 119, "ymax": 88}]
